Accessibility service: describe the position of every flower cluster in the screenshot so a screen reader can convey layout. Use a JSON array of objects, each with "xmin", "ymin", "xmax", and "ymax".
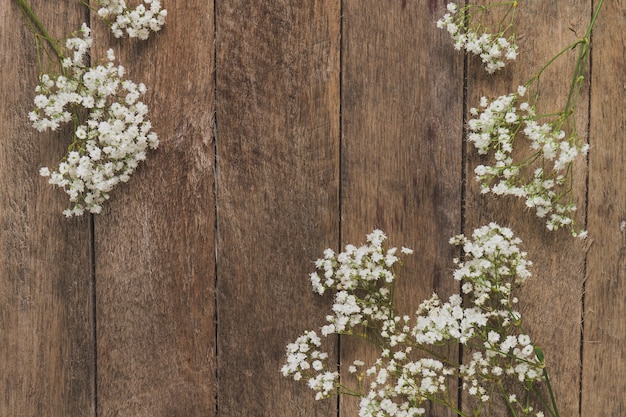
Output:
[
  {"xmin": 309, "ymin": 230, "xmax": 412, "ymax": 336},
  {"xmin": 95, "ymin": 0, "xmax": 167, "ymax": 40},
  {"xmin": 281, "ymin": 330, "xmax": 338, "ymax": 400},
  {"xmin": 448, "ymin": 224, "xmax": 544, "ymax": 412},
  {"xmin": 29, "ymin": 24, "xmax": 159, "ymax": 216},
  {"xmin": 283, "ymin": 225, "xmax": 552, "ymax": 417},
  {"xmin": 468, "ymin": 85, "xmax": 588, "ymax": 236},
  {"xmin": 437, "ymin": 2, "xmax": 518, "ymax": 73}
]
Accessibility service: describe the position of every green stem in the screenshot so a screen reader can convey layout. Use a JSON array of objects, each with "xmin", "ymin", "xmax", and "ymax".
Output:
[
  {"xmin": 542, "ymin": 366, "xmax": 560, "ymax": 417},
  {"xmin": 563, "ymin": 0, "xmax": 604, "ymax": 115},
  {"xmin": 529, "ymin": 0, "xmax": 605, "ymax": 109},
  {"xmin": 344, "ymin": 327, "xmax": 386, "ymax": 351},
  {"xmin": 428, "ymin": 396, "xmax": 471, "ymax": 417},
  {"xmin": 337, "ymin": 384, "xmax": 362, "ymax": 397},
  {"xmin": 585, "ymin": 0, "xmax": 605, "ymax": 39},
  {"xmin": 499, "ymin": 382, "xmax": 519, "ymax": 417},
  {"xmin": 531, "ymin": 383, "xmax": 557, "ymax": 417},
  {"xmin": 525, "ymin": 39, "xmax": 583, "ymax": 88},
  {"xmin": 15, "ymin": 0, "xmax": 65, "ymax": 62}
]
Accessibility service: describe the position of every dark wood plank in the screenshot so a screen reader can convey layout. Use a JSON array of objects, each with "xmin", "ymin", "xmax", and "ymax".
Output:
[
  {"xmin": 341, "ymin": 2, "xmax": 463, "ymax": 415},
  {"xmin": 0, "ymin": 1, "xmax": 94, "ymax": 416},
  {"xmin": 91, "ymin": 1, "xmax": 217, "ymax": 415},
  {"xmin": 465, "ymin": 1, "xmax": 590, "ymax": 415},
  {"xmin": 215, "ymin": 1, "xmax": 340, "ymax": 416},
  {"xmin": 581, "ymin": 0, "xmax": 626, "ymax": 414}
]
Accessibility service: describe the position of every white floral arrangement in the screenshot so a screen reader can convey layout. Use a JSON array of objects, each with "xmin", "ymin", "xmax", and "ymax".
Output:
[
  {"xmin": 95, "ymin": 0, "xmax": 167, "ymax": 40},
  {"xmin": 437, "ymin": 1, "xmax": 600, "ymax": 238},
  {"xmin": 436, "ymin": 2, "xmax": 519, "ymax": 74},
  {"xmin": 283, "ymin": 1, "xmax": 606, "ymax": 416},
  {"xmin": 17, "ymin": 0, "xmax": 166, "ymax": 216},
  {"xmin": 282, "ymin": 225, "xmax": 554, "ymax": 416},
  {"xmin": 14, "ymin": 1, "xmax": 607, "ymax": 416},
  {"xmin": 467, "ymin": 84, "xmax": 589, "ymax": 237}
]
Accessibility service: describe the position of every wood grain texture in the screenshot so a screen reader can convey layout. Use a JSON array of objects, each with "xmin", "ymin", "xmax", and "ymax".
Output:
[
  {"xmin": 341, "ymin": 1, "xmax": 463, "ymax": 415},
  {"xmin": 581, "ymin": 0, "xmax": 626, "ymax": 414},
  {"xmin": 0, "ymin": 1, "xmax": 94, "ymax": 416},
  {"xmin": 92, "ymin": 1, "xmax": 217, "ymax": 416},
  {"xmin": 465, "ymin": 1, "xmax": 590, "ymax": 415},
  {"xmin": 1, "ymin": 1, "xmax": 625, "ymax": 417},
  {"xmin": 215, "ymin": 1, "xmax": 340, "ymax": 416}
]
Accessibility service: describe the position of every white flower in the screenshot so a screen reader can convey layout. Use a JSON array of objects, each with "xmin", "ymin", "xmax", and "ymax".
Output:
[
  {"xmin": 285, "ymin": 227, "xmax": 550, "ymax": 416},
  {"xmin": 31, "ymin": 24, "xmax": 159, "ymax": 216},
  {"xmin": 487, "ymin": 331, "xmax": 500, "ymax": 344},
  {"xmin": 96, "ymin": 0, "xmax": 167, "ymax": 39},
  {"xmin": 518, "ymin": 334, "xmax": 531, "ymax": 346},
  {"xmin": 467, "ymin": 88, "xmax": 586, "ymax": 235},
  {"xmin": 437, "ymin": 3, "xmax": 518, "ymax": 73}
]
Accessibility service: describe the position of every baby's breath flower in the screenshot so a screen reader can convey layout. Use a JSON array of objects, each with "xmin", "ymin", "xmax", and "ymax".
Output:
[
  {"xmin": 437, "ymin": 2, "xmax": 518, "ymax": 73},
  {"xmin": 284, "ymin": 226, "xmax": 552, "ymax": 417},
  {"xmin": 30, "ymin": 24, "xmax": 159, "ymax": 216},
  {"xmin": 95, "ymin": 0, "xmax": 167, "ymax": 40},
  {"xmin": 468, "ymin": 87, "xmax": 587, "ymax": 236}
]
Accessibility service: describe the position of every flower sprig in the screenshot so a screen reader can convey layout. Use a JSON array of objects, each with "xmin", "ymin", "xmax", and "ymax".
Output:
[
  {"xmin": 466, "ymin": 0, "xmax": 604, "ymax": 238},
  {"xmin": 437, "ymin": 2, "xmax": 519, "ymax": 73},
  {"xmin": 17, "ymin": 0, "xmax": 165, "ymax": 216},
  {"xmin": 94, "ymin": 0, "xmax": 167, "ymax": 40},
  {"xmin": 31, "ymin": 24, "xmax": 159, "ymax": 216},
  {"xmin": 282, "ymin": 225, "xmax": 558, "ymax": 417},
  {"xmin": 468, "ymin": 84, "xmax": 588, "ymax": 236}
]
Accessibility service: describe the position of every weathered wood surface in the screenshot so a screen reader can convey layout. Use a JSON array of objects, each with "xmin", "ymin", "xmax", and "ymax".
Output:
[
  {"xmin": 215, "ymin": 1, "xmax": 340, "ymax": 416},
  {"xmin": 0, "ymin": 1, "xmax": 624, "ymax": 416},
  {"xmin": 341, "ymin": 2, "xmax": 462, "ymax": 415},
  {"xmin": 582, "ymin": 0, "xmax": 626, "ymax": 414},
  {"xmin": 91, "ymin": 1, "xmax": 217, "ymax": 416},
  {"xmin": 0, "ymin": 1, "xmax": 94, "ymax": 416},
  {"xmin": 465, "ymin": 1, "xmax": 590, "ymax": 415}
]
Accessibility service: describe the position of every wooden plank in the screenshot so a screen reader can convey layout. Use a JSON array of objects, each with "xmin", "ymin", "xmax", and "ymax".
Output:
[
  {"xmin": 581, "ymin": 0, "xmax": 626, "ymax": 414},
  {"xmin": 0, "ymin": 1, "xmax": 94, "ymax": 416},
  {"xmin": 91, "ymin": 1, "xmax": 217, "ymax": 415},
  {"xmin": 464, "ymin": 1, "xmax": 590, "ymax": 415},
  {"xmin": 215, "ymin": 1, "xmax": 340, "ymax": 416},
  {"xmin": 341, "ymin": 2, "xmax": 463, "ymax": 416}
]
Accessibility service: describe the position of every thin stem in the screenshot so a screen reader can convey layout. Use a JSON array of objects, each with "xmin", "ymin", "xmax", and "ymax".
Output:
[
  {"xmin": 563, "ymin": 40, "xmax": 588, "ymax": 116},
  {"xmin": 563, "ymin": 0, "xmax": 604, "ymax": 117},
  {"xmin": 429, "ymin": 396, "xmax": 471, "ymax": 417},
  {"xmin": 542, "ymin": 366, "xmax": 560, "ymax": 417},
  {"xmin": 15, "ymin": 0, "xmax": 65, "ymax": 61},
  {"xmin": 499, "ymin": 382, "xmax": 519, "ymax": 417},
  {"xmin": 585, "ymin": 0, "xmax": 605, "ymax": 39},
  {"xmin": 531, "ymin": 384, "xmax": 558, "ymax": 417},
  {"xmin": 531, "ymin": 0, "xmax": 604, "ymax": 113},
  {"xmin": 525, "ymin": 40, "xmax": 583, "ymax": 88},
  {"xmin": 337, "ymin": 384, "xmax": 362, "ymax": 397},
  {"xmin": 345, "ymin": 328, "xmax": 386, "ymax": 351}
]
